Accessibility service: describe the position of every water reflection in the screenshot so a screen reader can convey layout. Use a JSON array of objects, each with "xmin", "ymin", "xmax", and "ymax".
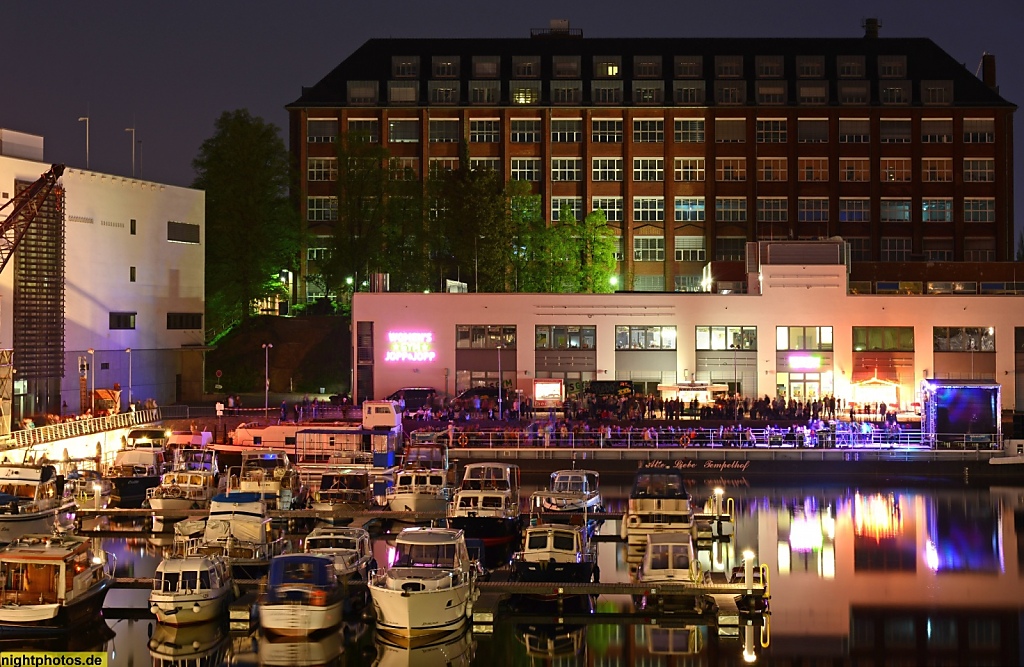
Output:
[{"xmin": 0, "ymin": 483, "xmax": 1018, "ymax": 665}]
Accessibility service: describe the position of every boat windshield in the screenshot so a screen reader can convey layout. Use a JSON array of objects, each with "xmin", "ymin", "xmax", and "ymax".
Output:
[
  {"xmin": 154, "ymin": 569, "xmax": 211, "ymax": 592},
  {"xmin": 648, "ymin": 544, "xmax": 691, "ymax": 571},
  {"xmin": 633, "ymin": 472, "xmax": 688, "ymax": 498},
  {"xmin": 0, "ymin": 483, "xmax": 36, "ymax": 498},
  {"xmin": 393, "ymin": 543, "xmax": 456, "ymax": 569},
  {"xmin": 308, "ymin": 538, "xmax": 358, "ymax": 550},
  {"xmin": 552, "ymin": 476, "xmax": 586, "ymax": 493}
]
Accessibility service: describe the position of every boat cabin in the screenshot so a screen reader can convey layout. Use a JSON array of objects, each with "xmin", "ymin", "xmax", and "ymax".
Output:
[
  {"xmin": 313, "ymin": 472, "xmax": 372, "ymax": 507},
  {"xmin": 153, "ymin": 556, "xmax": 230, "ymax": 595},
  {"xmin": 459, "ymin": 463, "xmax": 520, "ymax": 493},
  {"xmin": 0, "ymin": 534, "xmax": 108, "ymax": 606},
  {"xmin": 630, "ymin": 468, "xmax": 691, "ymax": 499}
]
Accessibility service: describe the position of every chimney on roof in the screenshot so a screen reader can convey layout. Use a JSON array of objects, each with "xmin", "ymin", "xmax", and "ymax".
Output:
[
  {"xmin": 863, "ymin": 18, "xmax": 881, "ymax": 39},
  {"xmin": 982, "ymin": 53, "xmax": 997, "ymax": 89}
]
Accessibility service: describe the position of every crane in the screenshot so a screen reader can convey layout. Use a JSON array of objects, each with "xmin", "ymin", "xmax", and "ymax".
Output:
[{"xmin": 0, "ymin": 163, "xmax": 65, "ymax": 275}]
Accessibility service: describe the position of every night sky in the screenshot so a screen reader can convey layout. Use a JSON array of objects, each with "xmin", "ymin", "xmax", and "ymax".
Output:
[{"xmin": 5, "ymin": 1, "xmax": 1022, "ymax": 236}]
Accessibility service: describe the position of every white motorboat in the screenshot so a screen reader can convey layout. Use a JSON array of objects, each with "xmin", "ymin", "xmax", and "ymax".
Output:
[
  {"xmin": 0, "ymin": 533, "xmax": 114, "ymax": 629},
  {"xmin": 107, "ymin": 437, "xmax": 168, "ymax": 508},
  {"xmin": 538, "ymin": 469, "xmax": 603, "ymax": 514},
  {"xmin": 620, "ymin": 465, "xmax": 696, "ymax": 566},
  {"xmin": 174, "ymin": 491, "xmax": 287, "ymax": 577},
  {"xmin": 634, "ymin": 531, "xmax": 712, "ymax": 613},
  {"xmin": 258, "ymin": 553, "xmax": 346, "ymax": 637},
  {"xmin": 149, "ymin": 554, "xmax": 233, "ymax": 626},
  {"xmin": 446, "ymin": 463, "xmax": 522, "ymax": 559},
  {"xmin": 226, "ymin": 450, "xmax": 305, "ymax": 510},
  {"xmin": 368, "ymin": 527, "xmax": 476, "ymax": 643},
  {"xmin": 303, "ymin": 525, "xmax": 373, "ymax": 580},
  {"xmin": 387, "ymin": 468, "xmax": 452, "ymax": 513},
  {"xmin": 511, "ymin": 509, "xmax": 598, "ymax": 589},
  {"xmin": 146, "ymin": 446, "xmax": 221, "ymax": 513},
  {"xmin": 0, "ymin": 457, "xmax": 77, "ymax": 544}
]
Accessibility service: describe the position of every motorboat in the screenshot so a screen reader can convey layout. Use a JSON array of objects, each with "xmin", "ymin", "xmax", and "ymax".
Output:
[
  {"xmin": 373, "ymin": 626, "xmax": 475, "ymax": 666},
  {"xmin": 538, "ymin": 469, "xmax": 603, "ymax": 514},
  {"xmin": 146, "ymin": 446, "xmax": 221, "ymax": 513},
  {"xmin": 0, "ymin": 533, "xmax": 114, "ymax": 629},
  {"xmin": 446, "ymin": 462, "xmax": 522, "ymax": 562},
  {"xmin": 368, "ymin": 527, "xmax": 476, "ymax": 643},
  {"xmin": 174, "ymin": 491, "xmax": 286, "ymax": 578},
  {"xmin": 0, "ymin": 456, "xmax": 77, "ymax": 544},
  {"xmin": 226, "ymin": 450, "xmax": 305, "ymax": 510},
  {"xmin": 303, "ymin": 525, "xmax": 374, "ymax": 581},
  {"xmin": 386, "ymin": 467, "xmax": 452, "ymax": 514},
  {"xmin": 149, "ymin": 620, "xmax": 230, "ymax": 667},
  {"xmin": 107, "ymin": 438, "xmax": 168, "ymax": 508},
  {"xmin": 620, "ymin": 465, "xmax": 696, "ymax": 566},
  {"xmin": 510, "ymin": 510, "xmax": 598, "ymax": 588},
  {"xmin": 63, "ymin": 467, "xmax": 113, "ymax": 510},
  {"xmin": 149, "ymin": 553, "xmax": 233, "ymax": 625},
  {"xmin": 258, "ymin": 553, "xmax": 346, "ymax": 637},
  {"xmin": 634, "ymin": 531, "xmax": 712, "ymax": 613},
  {"xmin": 310, "ymin": 471, "xmax": 373, "ymax": 513},
  {"xmin": 512, "ymin": 595, "xmax": 592, "ymax": 660}
]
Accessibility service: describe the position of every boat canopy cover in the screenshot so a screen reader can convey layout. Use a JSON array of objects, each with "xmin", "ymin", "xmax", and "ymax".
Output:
[
  {"xmin": 211, "ymin": 491, "xmax": 263, "ymax": 504},
  {"xmin": 268, "ymin": 554, "xmax": 335, "ymax": 588}
]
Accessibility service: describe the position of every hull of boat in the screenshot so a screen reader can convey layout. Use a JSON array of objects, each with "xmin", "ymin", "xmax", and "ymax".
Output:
[
  {"xmin": 370, "ymin": 581, "xmax": 470, "ymax": 639},
  {"xmin": 259, "ymin": 599, "xmax": 344, "ymax": 637},
  {"xmin": 111, "ymin": 476, "xmax": 161, "ymax": 508},
  {"xmin": 150, "ymin": 589, "xmax": 230, "ymax": 626},
  {"xmin": 388, "ymin": 492, "xmax": 448, "ymax": 513},
  {"xmin": 0, "ymin": 578, "xmax": 110, "ymax": 630}
]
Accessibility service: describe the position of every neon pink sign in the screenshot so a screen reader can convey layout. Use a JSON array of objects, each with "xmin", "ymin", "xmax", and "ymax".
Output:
[
  {"xmin": 384, "ymin": 331, "xmax": 436, "ymax": 362},
  {"xmin": 789, "ymin": 354, "xmax": 821, "ymax": 370}
]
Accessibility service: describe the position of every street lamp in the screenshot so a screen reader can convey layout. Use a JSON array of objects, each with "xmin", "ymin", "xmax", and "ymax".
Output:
[
  {"xmin": 730, "ymin": 343, "xmax": 740, "ymax": 397},
  {"xmin": 86, "ymin": 348, "xmax": 95, "ymax": 415},
  {"xmin": 496, "ymin": 344, "xmax": 503, "ymax": 420},
  {"xmin": 125, "ymin": 127, "xmax": 136, "ymax": 177},
  {"xmin": 125, "ymin": 348, "xmax": 132, "ymax": 412},
  {"xmin": 262, "ymin": 343, "xmax": 273, "ymax": 419}
]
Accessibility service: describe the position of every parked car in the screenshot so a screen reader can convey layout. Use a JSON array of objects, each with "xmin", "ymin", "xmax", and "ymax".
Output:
[{"xmin": 386, "ymin": 387, "xmax": 438, "ymax": 412}]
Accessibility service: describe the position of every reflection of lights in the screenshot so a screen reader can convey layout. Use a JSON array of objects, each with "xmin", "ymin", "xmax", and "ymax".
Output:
[
  {"xmin": 925, "ymin": 539, "xmax": 939, "ymax": 571},
  {"xmin": 853, "ymin": 492, "xmax": 903, "ymax": 541},
  {"xmin": 788, "ymin": 514, "xmax": 823, "ymax": 552}
]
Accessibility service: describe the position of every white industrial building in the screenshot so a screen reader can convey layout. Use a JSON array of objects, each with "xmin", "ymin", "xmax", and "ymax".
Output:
[
  {"xmin": 352, "ymin": 240, "xmax": 1024, "ymax": 414},
  {"xmin": 0, "ymin": 129, "xmax": 205, "ymax": 421}
]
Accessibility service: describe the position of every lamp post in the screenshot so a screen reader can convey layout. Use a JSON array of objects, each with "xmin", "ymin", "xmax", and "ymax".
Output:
[
  {"xmin": 125, "ymin": 348, "xmax": 132, "ymax": 412},
  {"xmin": 496, "ymin": 344, "xmax": 504, "ymax": 420},
  {"xmin": 78, "ymin": 115, "xmax": 90, "ymax": 169},
  {"xmin": 86, "ymin": 348, "xmax": 95, "ymax": 415},
  {"xmin": 730, "ymin": 343, "xmax": 740, "ymax": 396},
  {"xmin": 125, "ymin": 127, "xmax": 136, "ymax": 177},
  {"xmin": 262, "ymin": 343, "xmax": 273, "ymax": 419}
]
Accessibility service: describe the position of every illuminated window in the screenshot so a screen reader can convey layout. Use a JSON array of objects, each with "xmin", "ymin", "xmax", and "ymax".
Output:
[{"xmin": 758, "ymin": 157, "xmax": 787, "ymax": 182}]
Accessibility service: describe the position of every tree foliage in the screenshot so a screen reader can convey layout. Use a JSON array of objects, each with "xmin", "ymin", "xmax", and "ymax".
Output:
[{"xmin": 193, "ymin": 110, "xmax": 300, "ymax": 331}]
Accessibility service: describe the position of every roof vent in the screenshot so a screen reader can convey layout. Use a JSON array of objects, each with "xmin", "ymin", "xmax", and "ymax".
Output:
[
  {"xmin": 863, "ymin": 17, "xmax": 882, "ymax": 39},
  {"xmin": 531, "ymin": 19, "xmax": 582, "ymax": 39}
]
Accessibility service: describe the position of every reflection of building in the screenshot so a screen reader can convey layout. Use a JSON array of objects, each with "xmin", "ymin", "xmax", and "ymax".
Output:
[{"xmin": 352, "ymin": 239, "xmax": 1024, "ymax": 410}]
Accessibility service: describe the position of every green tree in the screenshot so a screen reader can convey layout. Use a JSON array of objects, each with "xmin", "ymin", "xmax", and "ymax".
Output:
[
  {"xmin": 506, "ymin": 181, "xmax": 544, "ymax": 292},
  {"xmin": 577, "ymin": 209, "xmax": 618, "ymax": 293},
  {"xmin": 193, "ymin": 110, "xmax": 300, "ymax": 332}
]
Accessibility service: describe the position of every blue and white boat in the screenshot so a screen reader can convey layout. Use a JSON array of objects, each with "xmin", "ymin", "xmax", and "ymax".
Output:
[{"xmin": 258, "ymin": 554, "xmax": 345, "ymax": 637}]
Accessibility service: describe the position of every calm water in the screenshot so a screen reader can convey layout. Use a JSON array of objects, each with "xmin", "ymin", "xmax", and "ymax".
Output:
[{"xmin": 5, "ymin": 481, "xmax": 1023, "ymax": 666}]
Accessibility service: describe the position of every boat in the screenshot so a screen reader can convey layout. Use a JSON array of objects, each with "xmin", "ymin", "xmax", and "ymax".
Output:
[
  {"xmin": 146, "ymin": 446, "xmax": 221, "ymax": 513},
  {"xmin": 258, "ymin": 553, "xmax": 346, "ymax": 637},
  {"xmin": 620, "ymin": 465, "xmax": 696, "ymax": 566},
  {"xmin": 634, "ymin": 531, "xmax": 712, "ymax": 613},
  {"xmin": 174, "ymin": 491, "xmax": 287, "ymax": 579},
  {"xmin": 310, "ymin": 471, "xmax": 373, "ymax": 514},
  {"xmin": 0, "ymin": 533, "xmax": 114, "ymax": 630},
  {"xmin": 446, "ymin": 462, "xmax": 522, "ymax": 562},
  {"xmin": 386, "ymin": 467, "xmax": 452, "ymax": 514},
  {"xmin": 63, "ymin": 466, "xmax": 113, "ymax": 510},
  {"xmin": 368, "ymin": 527, "xmax": 476, "ymax": 643},
  {"xmin": 226, "ymin": 450, "xmax": 305, "ymax": 510},
  {"xmin": 303, "ymin": 525, "xmax": 374, "ymax": 581},
  {"xmin": 0, "ymin": 456, "xmax": 77, "ymax": 544},
  {"xmin": 106, "ymin": 437, "xmax": 168, "ymax": 508},
  {"xmin": 373, "ymin": 626, "xmax": 475, "ymax": 666},
  {"xmin": 148, "ymin": 620, "xmax": 230, "ymax": 667},
  {"xmin": 510, "ymin": 503, "xmax": 598, "ymax": 588},
  {"xmin": 148, "ymin": 553, "xmax": 233, "ymax": 625},
  {"xmin": 538, "ymin": 469, "xmax": 603, "ymax": 514}
]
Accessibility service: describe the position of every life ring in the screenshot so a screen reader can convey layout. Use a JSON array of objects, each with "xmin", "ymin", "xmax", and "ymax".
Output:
[
  {"xmin": 458, "ymin": 434, "xmax": 469, "ymax": 447},
  {"xmin": 679, "ymin": 436, "xmax": 688, "ymax": 446},
  {"xmin": 166, "ymin": 485, "xmax": 183, "ymax": 498}
]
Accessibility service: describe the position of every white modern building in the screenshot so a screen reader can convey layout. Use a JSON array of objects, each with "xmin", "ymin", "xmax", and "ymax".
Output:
[
  {"xmin": 0, "ymin": 129, "xmax": 205, "ymax": 420},
  {"xmin": 352, "ymin": 240, "xmax": 1023, "ymax": 414}
]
